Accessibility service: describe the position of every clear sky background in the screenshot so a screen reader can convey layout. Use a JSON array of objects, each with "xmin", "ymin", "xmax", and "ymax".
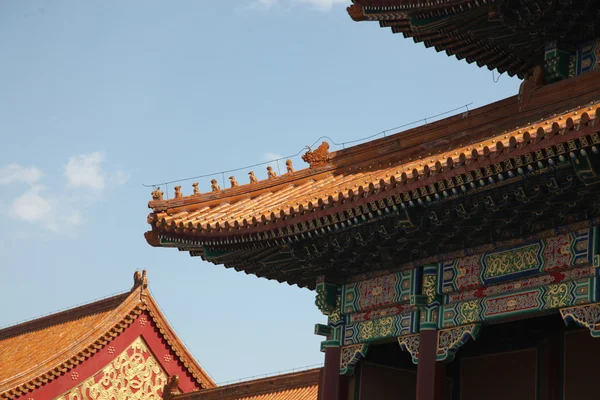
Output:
[{"xmin": 0, "ymin": 0, "xmax": 522, "ymax": 384}]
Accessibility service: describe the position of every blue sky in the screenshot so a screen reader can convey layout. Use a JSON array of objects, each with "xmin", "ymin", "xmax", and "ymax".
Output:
[{"xmin": 0, "ymin": 0, "xmax": 522, "ymax": 383}]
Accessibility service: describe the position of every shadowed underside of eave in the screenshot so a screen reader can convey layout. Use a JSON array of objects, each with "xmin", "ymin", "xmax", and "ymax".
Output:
[
  {"xmin": 348, "ymin": 0, "xmax": 600, "ymax": 79},
  {"xmin": 148, "ymin": 155, "xmax": 600, "ymax": 290}
]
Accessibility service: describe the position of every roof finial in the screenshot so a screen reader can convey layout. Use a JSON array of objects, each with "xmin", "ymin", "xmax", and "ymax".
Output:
[
  {"xmin": 151, "ymin": 187, "xmax": 164, "ymax": 201},
  {"xmin": 248, "ymin": 171, "xmax": 258, "ymax": 183},
  {"xmin": 302, "ymin": 141, "xmax": 330, "ymax": 169},
  {"xmin": 174, "ymin": 186, "xmax": 182, "ymax": 199},
  {"xmin": 286, "ymin": 159, "xmax": 294, "ymax": 173},
  {"xmin": 192, "ymin": 182, "xmax": 200, "ymax": 195},
  {"xmin": 133, "ymin": 270, "xmax": 148, "ymax": 290},
  {"xmin": 211, "ymin": 179, "xmax": 220, "ymax": 192},
  {"xmin": 229, "ymin": 176, "xmax": 239, "ymax": 188},
  {"xmin": 267, "ymin": 166, "xmax": 277, "ymax": 179}
]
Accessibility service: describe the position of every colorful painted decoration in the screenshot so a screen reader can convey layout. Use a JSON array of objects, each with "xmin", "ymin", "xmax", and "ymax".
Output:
[
  {"xmin": 560, "ymin": 303, "xmax": 600, "ymax": 337},
  {"xmin": 398, "ymin": 334, "xmax": 420, "ymax": 364},
  {"xmin": 440, "ymin": 278, "xmax": 594, "ymax": 328},
  {"xmin": 342, "ymin": 270, "xmax": 415, "ymax": 315},
  {"xmin": 573, "ymin": 38, "xmax": 600, "ymax": 77},
  {"xmin": 440, "ymin": 229, "xmax": 595, "ymax": 295},
  {"xmin": 339, "ymin": 344, "xmax": 369, "ymax": 375},
  {"xmin": 55, "ymin": 337, "xmax": 168, "ymax": 400},
  {"xmin": 312, "ymin": 226, "xmax": 600, "ymax": 369},
  {"xmin": 436, "ymin": 324, "xmax": 480, "ymax": 362},
  {"xmin": 343, "ymin": 312, "xmax": 418, "ymax": 345}
]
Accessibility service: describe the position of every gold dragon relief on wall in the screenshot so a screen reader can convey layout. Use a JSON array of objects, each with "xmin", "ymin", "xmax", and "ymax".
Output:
[{"xmin": 56, "ymin": 337, "xmax": 168, "ymax": 400}]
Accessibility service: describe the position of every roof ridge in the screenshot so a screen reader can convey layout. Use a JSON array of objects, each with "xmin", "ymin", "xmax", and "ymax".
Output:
[
  {"xmin": 0, "ymin": 269, "xmax": 213, "ymax": 399},
  {"xmin": 148, "ymin": 70, "xmax": 600, "ymax": 215},
  {"xmin": 0, "ymin": 290, "xmax": 131, "ymax": 340},
  {"xmin": 0, "ymin": 290, "xmax": 143, "ymax": 398},
  {"xmin": 173, "ymin": 368, "xmax": 321, "ymax": 399},
  {"xmin": 216, "ymin": 365, "xmax": 323, "ymax": 386}
]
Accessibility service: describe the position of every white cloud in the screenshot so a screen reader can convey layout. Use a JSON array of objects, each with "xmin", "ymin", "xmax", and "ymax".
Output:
[
  {"xmin": 64, "ymin": 152, "xmax": 105, "ymax": 190},
  {"xmin": 65, "ymin": 210, "xmax": 83, "ymax": 226},
  {"xmin": 0, "ymin": 164, "xmax": 43, "ymax": 185},
  {"xmin": 11, "ymin": 185, "xmax": 54, "ymax": 223},
  {"xmin": 2, "ymin": 151, "xmax": 124, "ymax": 233},
  {"xmin": 113, "ymin": 170, "xmax": 131, "ymax": 185},
  {"xmin": 254, "ymin": 0, "xmax": 346, "ymax": 11},
  {"xmin": 297, "ymin": 0, "xmax": 346, "ymax": 11},
  {"xmin": 258, "ymin": 0, "xmax": 278, "ymax": 6},
  {"xmin": 264, "ymin": 152, "xmax": 283, "ymax": 161},
  {"xmin": 10, "ymin": 185, "xmax": 83, "ymax": 232}
]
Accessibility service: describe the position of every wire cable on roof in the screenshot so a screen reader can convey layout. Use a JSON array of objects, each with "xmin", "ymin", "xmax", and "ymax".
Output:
[
  {"xmin": 216, "ymin": 363, "xmax": 324, "ymax": 386},
  {"xmin": 142, "ymin": 103, "xmax": 473, "ymax": 191}
]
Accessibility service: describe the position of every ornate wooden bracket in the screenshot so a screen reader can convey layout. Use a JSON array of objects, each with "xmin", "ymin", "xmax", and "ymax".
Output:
[
  {"xmin": 398, "ymin": 334, "xmax": 420, "ymax": 364},
  {"xmin": 560, "ymin": 303, "xmax": 600, "ymax": 337},
  {"xmin": 315, "ymin": 278, "xmax": 339, "ymax": 316},
  {"xmin": 340, "ymin": 344, "xmax": 369, "ymax": 375},
  {"xmin": 397, "ymin": 324, "xmax": 480, "ymax": 364},
  {"xmin": 436, "ymin": 324, "xmax": 480, "ymax": 362}
]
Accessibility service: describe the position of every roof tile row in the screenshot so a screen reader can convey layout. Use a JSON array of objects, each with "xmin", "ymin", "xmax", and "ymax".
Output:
[{"xmin": 148, "ymin": 104, "xmax": 599, "ymax": 238}]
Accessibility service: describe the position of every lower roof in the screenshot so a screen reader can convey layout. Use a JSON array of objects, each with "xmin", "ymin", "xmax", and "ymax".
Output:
[
  {"xmin": 0, "ymin": 271, "xmax": 215, "ymax": 399},
  {"xmin": 171, "ymin": 368, "xmax": 321, "ymax": 400},
  {"xmin": 0, "ymin": 292, "xmax": 129, "ymax": 391}
]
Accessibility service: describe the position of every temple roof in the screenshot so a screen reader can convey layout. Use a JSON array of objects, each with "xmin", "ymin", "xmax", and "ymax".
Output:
[
  {"xmin": 346, "ymin": 0, "xmax": 600, "ymax": 78},
  {"xmin": 146, "ymin": 71, "xmax": 600, "ymax": 228},
  {"xmin": 145, "ymin": 70, "xmax": 600, "ymax": 288},
  {"xmin": 169, "ymin": 368, "xmax": 321, "ymax": 400},
  {"xmin": 0, "ymin": 271, "xmax": 215, "ymax": 399}
]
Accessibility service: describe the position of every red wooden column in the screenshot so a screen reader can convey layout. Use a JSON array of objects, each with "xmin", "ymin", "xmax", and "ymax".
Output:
[
  {"xmin": 321, "ymin": 345, "xmax": 342, "ymax": 400},
  {"xmin": 546, "ymin": 331, "xmax": 563, "ymax": 400},
  {"xmin": 416, "ymin": 329, "xmax": 445, "ymax": 400}
]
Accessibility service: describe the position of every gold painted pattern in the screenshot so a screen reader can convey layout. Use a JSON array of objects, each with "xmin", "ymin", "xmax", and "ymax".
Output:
[
  {"xmin": 56, "ymin": 337, "xmax": 168, "ymax": 400},
  {"xmin": 398, "ymin": 334, "xmax": 420, "ymax": 363},
  {"xmin": 543, "ymin": 283, "xmax": 571, "ymax": 309},
  {"xmin": 483, "ymin": 244, "xmax": 540, "ymax": 280},
  {"xmin": 422, "ymin": 275, "xmax": 436, "ymax": 304},
  {"xmin": 357, "ymin": 317, "xmax": 393, "ymax": 341},
  {"xmin": 457, "ymin": 300, "xmax": 482, "ymax": 325}
]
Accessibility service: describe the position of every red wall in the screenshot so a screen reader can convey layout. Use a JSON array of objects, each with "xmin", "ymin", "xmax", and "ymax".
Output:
[{"xmin": 564, "ymin": 330, "xmax": 600, "ymax": 400}]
